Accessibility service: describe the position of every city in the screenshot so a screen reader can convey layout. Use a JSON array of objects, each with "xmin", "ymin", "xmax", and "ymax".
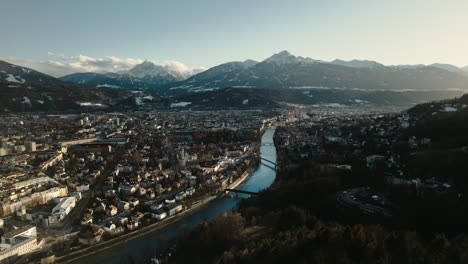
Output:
[{"xmin": 2, "ymin": 1, "xmax": 468, "ymax": 264}]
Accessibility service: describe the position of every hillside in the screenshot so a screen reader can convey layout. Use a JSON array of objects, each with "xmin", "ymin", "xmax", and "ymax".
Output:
[{"xmin": 0, "ymin": 60, "xmax": 137, "ymax": 112}]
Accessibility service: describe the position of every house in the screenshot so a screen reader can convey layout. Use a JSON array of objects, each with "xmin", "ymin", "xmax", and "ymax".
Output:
[
  {"xmin": 118, "ymin": 201, "xmax": 130, "ymax": 211},
  {"xmin": 118, "ymin": 184, "xmax": 137, "ymax": 195},
  {"xmin": 166, "ymin": 204, "xmax": 183, "ymax": 216},
  {"xmin": 106, "ymin": 205, "xmax": 118, "ymax": 216},
  {"xmin": 165, "ymin": 198, "xmax": 176, "ymax": 204},
  {"xmin": 175, "ymin": 191, "xmax": 186, "ymax": 201},
  {"xmin": 150, "ymin": 203, "xmax": 164, "ymax": 212},
  {"xmin": 129, "ymin": 198, "xmax": 139, "ymax": 207},
  {"xmin": 186, "ymin": 187, "xmax": 195, "ymax": 196},
  {"xmin": 105, "ymin": 226, "xmax": 125, "ymax": 237},
  {"xmin": 126, "ymin": 221, "xmax": 139, "ymax": 231},
  {"xmin": 116, "ymin": 216, "xmax": 129, "ymax": 226},
  {"xmin": 152, "ymin": 209, "xmax": 167, "ymax": 220}
]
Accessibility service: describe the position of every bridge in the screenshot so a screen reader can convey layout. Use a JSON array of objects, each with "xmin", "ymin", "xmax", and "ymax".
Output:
[
  {"xmin": 260, "ymin": 157, "xmax": 277, "ymax": 171},
  {"xmin": 261, "ymin": 142, "xmax": 275, "ymax": 146},
  {"xmin": 224, "ymin": 189, "xmax": 259, "ymax": 195}
]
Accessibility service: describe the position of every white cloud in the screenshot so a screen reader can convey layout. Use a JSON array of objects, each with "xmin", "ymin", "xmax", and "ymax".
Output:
[
  {"xmin": 160, "ymin": 60, "xmax": 205, "ymax": 78},
  {"xmin": 1, "ymin": 53, "xmax": 203, "ymax": 78}
]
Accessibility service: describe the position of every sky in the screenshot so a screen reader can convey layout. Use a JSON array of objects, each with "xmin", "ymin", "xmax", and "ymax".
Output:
[{"xmin": 0, "ymin": 0, "xmax": 467, "ymax": 77}]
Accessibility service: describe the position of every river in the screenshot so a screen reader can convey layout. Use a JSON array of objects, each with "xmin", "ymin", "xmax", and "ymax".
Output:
[{"xmin": 71, "ymin": 128, "xmax": 277, "ymax": 264}]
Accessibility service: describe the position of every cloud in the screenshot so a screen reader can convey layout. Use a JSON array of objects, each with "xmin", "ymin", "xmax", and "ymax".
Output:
[
  {"xmin": 160, "ymin": 60, "xmax": 206, "ymax": 78},
  {"xmin": 1, "ymin": 53, "xmax": 202, "ymax": 78}
]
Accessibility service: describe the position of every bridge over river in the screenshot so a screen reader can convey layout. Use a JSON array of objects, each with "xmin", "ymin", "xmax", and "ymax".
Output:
[{"xmin": 69, "ymin": 128, "xmax": 278, "ymax": 264}]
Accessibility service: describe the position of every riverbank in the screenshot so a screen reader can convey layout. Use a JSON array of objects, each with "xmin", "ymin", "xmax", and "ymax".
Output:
[
  {"xmin": 56, "ymin": 194, "xmax": 220, "ymax": 263},
  {"xmin": 55, "ymin": 128, "xmax": 277, "ymax": 264},
  {"xmin": 55, "ymin": 159, "xmax": 258, "ymax": 263}
]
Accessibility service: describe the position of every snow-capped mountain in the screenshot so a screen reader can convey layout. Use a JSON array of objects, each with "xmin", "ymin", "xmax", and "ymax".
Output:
[
  {"xmin": 162, "ymin": 51, "xmax": 468, "ymax": 94},
  {"xmin": 0, "ymin": 60, "xmax": 139, "ymax": 112},
  {"xmin": 60, "ymin": 60, "xmax": 197, "ymax": 89},
  {"xmin": 264, "ymin": 50, "xmax": 323, "ymax": 64},
  {"xmin": 0, "ymin": 60, "xmax": 65, "ymax": 85}
]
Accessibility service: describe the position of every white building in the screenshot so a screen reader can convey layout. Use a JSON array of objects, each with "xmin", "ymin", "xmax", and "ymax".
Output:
[
  {"xmin": 152, "ymin": 209, "xmax": 167, "ymax": 220},
  {"xmin": 52, "ymin": 197, "xmax": 76, "ymax": 216},
  {"xmin": 49, "ymin": 197, "xmax": 76, "ymax": 225},
  {"xmin": 0, "ymin": 226, "xmax": 39, "ymax": 262}
]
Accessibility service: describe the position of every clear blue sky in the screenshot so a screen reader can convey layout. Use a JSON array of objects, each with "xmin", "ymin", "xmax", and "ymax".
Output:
[{"xmin": 1, "ymin": 0, "xmax": 467, "ymax": 76}]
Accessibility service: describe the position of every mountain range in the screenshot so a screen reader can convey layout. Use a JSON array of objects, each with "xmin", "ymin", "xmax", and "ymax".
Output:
[
  {"xmin": 161, "ymin": 50, "xmax": 468, "ymax": 94},
  {"xmin": 0, "ymin": 60, "xmax": 138, "ymax": 112},
  {"xmin": 59, "ymin": 60, "xmax": 198, "ymax": 89},
  {"xmin": 2, "ymin": 50, "xmax": 468, "ymax": 112},
  {"xmin": 57, "ymin": 50, "xmax": 468, "ymax": 93}
]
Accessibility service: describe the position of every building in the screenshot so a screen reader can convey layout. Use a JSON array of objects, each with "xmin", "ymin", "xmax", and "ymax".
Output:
[
  {"xmin": 0, "ymin": 148, "xmax": 8, "ymax": 157},
  {"xmin": 76, "ymin": 183, "xmax": 90, "ymax": 192},
  {"xmin": 13, "ymin": 146, "xmax": 26, "ymax": 153},
  {"xmin": 0, "ymin": 226, "xmax": 39, "ymax": 262},
  {"xmin": 166, "ymin": 204, "xmax": 183, "ymax": 216},
  {"xmin": 13, "ymin": 177, "xmax": 57, "ymax": 190},
  {"xmin": 48, "ymin": 197, "xmax": 76, "ymax": 225},
  {"xmin": 52, "ymin": 197, "xmax": 76, "ymax": 216},
  {"xmin": 25, "ymin": 142, "xmax": 36, "ymax": 152},
  {"xmin": 152, "ymin": 209, "xmax": 167, "ymax": 220}
]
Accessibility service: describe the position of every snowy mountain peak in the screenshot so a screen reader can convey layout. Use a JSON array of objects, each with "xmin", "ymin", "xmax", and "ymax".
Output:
[
  {"xmin": 263, "ymin": 50, "xmax": 320, "ymax": 64},
  {"xmin": 264, "ymin": 50, "xmax": 296, "ymax": 63},
  {"xmin": 277, "ymin": 50, "xmax": 292, "ymax": 56},
  {"xmin": 128, "ymin": 61, "xmax": 167, "ymax": 78}
]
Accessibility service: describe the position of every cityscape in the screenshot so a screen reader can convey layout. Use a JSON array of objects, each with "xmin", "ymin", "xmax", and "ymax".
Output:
[{"xmin": 1, "ymin": 1, "xmax": 468, "ymax": 264}]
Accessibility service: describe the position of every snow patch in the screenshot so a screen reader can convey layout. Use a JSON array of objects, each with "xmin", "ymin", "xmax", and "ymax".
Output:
[
  {"xmin": 242, "ymin": 99, "xmax": 249, "ymax": 105},
  {"xmin": 442, "ymin": 106, "xmax": 458, "ymax": 112},
  {"xmin": 135, "ymin": 98, "xmax": 144, "ymax": 106},
  {"xmin": 311, "ymin": 103, "xmax": 347, "ymax": 108},
  {"xmin": 354, "ymin": 99, "xmax": 369, "ymax": 104},
  {"xmin": 22, "ymin": 97, "xmax": 31, "ymax": 106},
  {"xmin": 77, "ymin": 102, "xmax": 105, "ymax": 107},
  {"xmin": 5, "ymin": 74, "xmax": 25, "ymax": 83},
  {"xmin": 96, "ymin": 84, "xmax": 121, "ymax": 88},
  {"xmin": 170, "ymin": 102, "xmax": 192, "ymax": 108}
]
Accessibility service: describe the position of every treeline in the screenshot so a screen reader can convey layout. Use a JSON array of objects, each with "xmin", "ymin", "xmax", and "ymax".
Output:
[
  {"xmin": 171, "ymin": 159, "xmax": 468, "ymax": 264},
  {"xmin": 173, "ymin": 207, "xmax": 468, "ymax": 264}
]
